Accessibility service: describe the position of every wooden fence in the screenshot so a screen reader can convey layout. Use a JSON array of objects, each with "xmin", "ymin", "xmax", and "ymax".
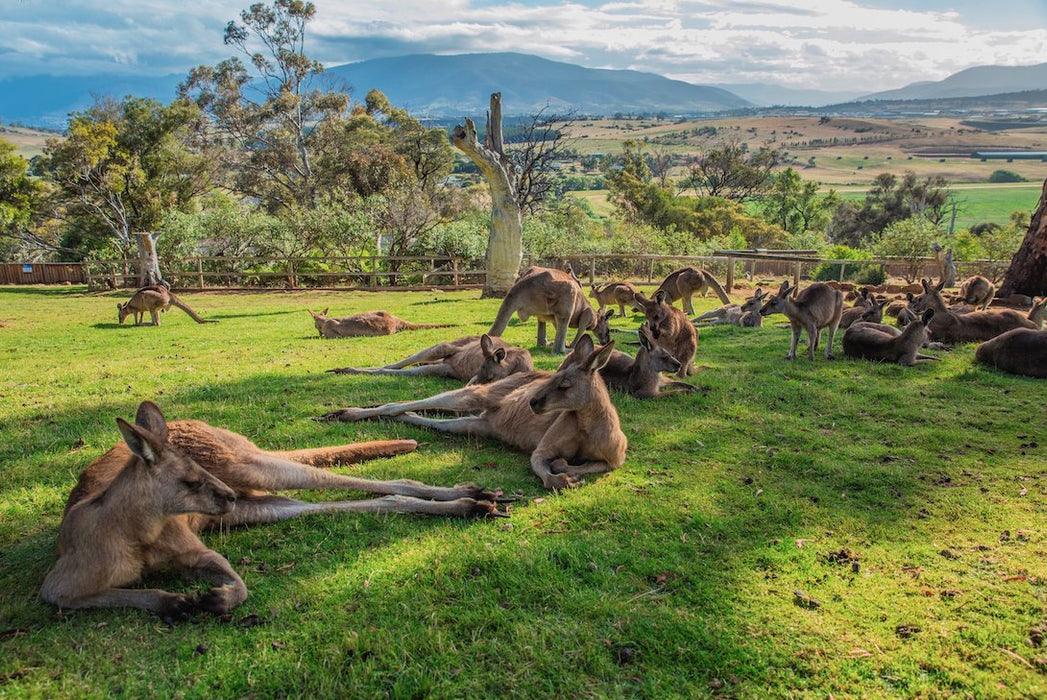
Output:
[{"xmin": 0, "ymin": 262, "xmax": 86, "ymax": 285}]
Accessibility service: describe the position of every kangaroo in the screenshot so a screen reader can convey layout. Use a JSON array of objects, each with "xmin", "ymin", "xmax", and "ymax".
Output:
[
  {"xmin": 324, "ymin": 342, "xmax": 627, "ymax": 491},
  {"xmin": 975, "ymin": 328, "xmax": 1047, "ymax": 378},
  {"xmin": 958, "ymin": 275, "xmax": 996, "ymax": 310},
  {"xmin": 839, "ymin": 295, "xmax": 886, "ymax": 329},
  {"xmin": 589, "ymin": 281, "xmax": 639, "ymax": 316},
  {"xmin": 117, "ymin": 286, "xmax": 213, "ymax": 326},
  {"xmin": 759, "ymin": 281, "xmax": 843, "ymax": 361},
  {"xmin": 41, "ymin": 402, "xmax": 502, "ymax": 622},
  {"xmin": 308, "ymin": 309, "xmax": 451, "ymax": 338},
  {"xmin": 842, "ymin": 310, "xmax": 940, "ymax": 365},
  {"xmin": 654, "ymin": 266, "xmax": 732, "ymax": 315},
  {"xmin": 632, "ymin": 290, "xmax": 698, "ymax": 377},
  {"xmin": 488, "ymin": 266, "xmax": 597, "ymax": 354},
  {"xmin": 693, "ymin": 288, "xmax": 766, "ymax": 327},
  {"xmin": 326, "ymin": 335, "xmax": 533, "ymax": 385},
  {"xmin": 561, "ymin": 329, "xmax": 696, "ymax": 398},
  {"xmin": 908, "ymin": 279, "xmax": 1037, "ymax": 344}
]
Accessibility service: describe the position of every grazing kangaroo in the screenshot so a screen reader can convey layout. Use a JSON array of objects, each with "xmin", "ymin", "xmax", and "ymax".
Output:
[
  {"xmin": 324, "ymin": 342, "xmax": 627, "ymax": 491},
  {"xmin": 308, "ymin": 309, "xmax": 451, "ymax": 338},
  {"xmin": 655, "ymin": 266, "xmax": 732, "ymax": 315},
  {"xmin": 42, "ymin": 402, "xmax": 502, "ymax": 622},
  {"xmin": 561, "ymin": 329, "xmax": 696, "ymax": 398},
  {"xmin": 842, "ymin": 310, "xmax": 939, "ymax": 365},
  {"xmin": 589, "ymin": 281, "xmax": 639, "ymax": 316},
  {"xmin": 975, "ymin": 328, "xmax": 1047, "ymax": 378},
  {"xmin": 958, "ymin": 275, "xmax": 996, "ymax": 310},
  {"xmin": 488, "ymin": 266, "xmax": 597, "ymax": 354},
  {"xmin": 632, "ymin": 291, "xmax": 698, "ymax": 377},
  {"xmin": 117, "ymin": 286, "xmax": 213, "ymax": 326},
  {"xmin": 759, "ymin": 281, "xmax": 843, "ymax": 361},
  {"xmin": 839, "ymin": 295, "xmax": 886, "ymax": 329},
  {"xmin": 326, "ymin": 334, "xmax": 533, "ymax": 385},
  {"xmin": 908, "ymin": 279, "xmax": 1037, "ymax": 344},
  {"xmin": 693, "ymin": 288, "xmax": 766, "ymax": 327}
]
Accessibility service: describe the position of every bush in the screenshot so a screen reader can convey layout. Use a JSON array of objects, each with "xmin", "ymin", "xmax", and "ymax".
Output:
[
  {"xmin": 988, "ymin": 169, "xmax": 1027, "ymax": 183},
  {"xmin": 812, "ymin": 244, "xmax": 869, "ymax": 281},
  {"xmin": 854, "ymin": 265, "xmax": 886, "ymax": 285}
]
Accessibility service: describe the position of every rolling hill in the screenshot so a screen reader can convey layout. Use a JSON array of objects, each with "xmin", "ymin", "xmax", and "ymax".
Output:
[{"xmin": 859, "ymin": 62, "xmax": 1047, "ymax": 101}]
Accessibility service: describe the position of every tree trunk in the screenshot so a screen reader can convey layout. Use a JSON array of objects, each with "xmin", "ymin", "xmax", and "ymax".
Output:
[
  {"xmin": 135, "ymin": 232, "xmax": 163, "ymax": 287},
  {"xmin": 998, "ymin": 177, "xmax": 1047, "ymax": 299},
  {"xmin": 451, "ymin": 93, "xmax": 522, "ymax": 298}
]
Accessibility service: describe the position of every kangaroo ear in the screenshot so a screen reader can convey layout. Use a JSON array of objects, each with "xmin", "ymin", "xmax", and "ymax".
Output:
[
  {"xmin": 935, "ymin": 279, "xmax": 945, "ymax": 292},
  {"xmin": 573, "ymin": 333, "xmax": 595, "ymax": 357},
  {"xmin": 603, "ymin": 309, "xmax": 615, "ymax": 320},
  {"xmin": 921, "ymin": 278, "xmax": 931, "ymax": 292},
  {"xmin": 906, "ymin": 292, "xmax": 914, "ymax": 302},
  {"xmin": 480, "ymin": 334, "xmax": 494, "ymax": 355},
  {"xmin": 638, "ymin": 327, "xmax": 653, "ymax": 350},
  {"xmin": 321, "ymin": 308, "xmax": 329, "ymax": 316},
  {"xmin": 920, "ymin": 309, "xmax": 934, "ymax": 325},
  {"xmin": 117, "ymin": 405, "xmax": 167, "ymax": 467},
  {"xmin": 493, "ymin": 347, "xmax": 506, "ymax": 364},
  {"xmin": 135, "ymin": 401, "xmax": 168, "ymax": 443},
  {"xmin": 585, "ymin": 341, "xmax": 616, "ymax": 372},
  {"xmin": 654, "ymin": 290, "xmax": 668, "ymax": 305}
]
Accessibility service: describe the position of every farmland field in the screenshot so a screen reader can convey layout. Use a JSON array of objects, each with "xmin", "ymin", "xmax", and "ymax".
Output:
[{"xmin": 2, "ymin": 285, "xmax": 1046, "ymax": 697}]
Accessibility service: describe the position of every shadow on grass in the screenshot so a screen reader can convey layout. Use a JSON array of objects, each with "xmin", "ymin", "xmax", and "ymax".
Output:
[{"xmin": 0, "ymin": 286, "xmax": 87, "ymax": 297}]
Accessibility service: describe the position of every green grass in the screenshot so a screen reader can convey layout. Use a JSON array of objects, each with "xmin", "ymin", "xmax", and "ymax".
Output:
[
  {"xmin": 836, "ymin": 183, "xmax": 1041, "ymax": 230},
  {"xmin": 2, "ymin": 286, "xmax": 1047, "ymax": 697}
]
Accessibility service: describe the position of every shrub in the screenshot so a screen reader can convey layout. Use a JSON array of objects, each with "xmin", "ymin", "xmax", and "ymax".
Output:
[
  {"xmin": 812, "ymin": 244, "xmax": 869, "ymax": 281},
  {"xmin": 854, "ymin": 265, "xmax": 886, "ymax": 285},
  {"xmin": 988, "ymin": 169, "xmax": 1027, "ymax": 183}
]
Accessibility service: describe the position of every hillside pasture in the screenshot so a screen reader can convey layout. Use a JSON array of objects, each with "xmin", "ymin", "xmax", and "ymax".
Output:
[{"xmin": 1, "ymin": 285, "xmax": 1046, "ymax": 697}]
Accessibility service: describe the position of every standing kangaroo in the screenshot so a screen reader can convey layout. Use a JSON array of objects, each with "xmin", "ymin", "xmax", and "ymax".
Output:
[
  {"xmin": 324, "ymin": 342, "xmax": 627, "ymax": 491},
  {"xmin": 117, "ymin": 286, "xmax": 213, "ymax": 326},
  {"xmin": 488, "ymin": 266, "xmax": 597, "ymax": 354},
  {"xmin": 908, "ymin": 279, "xmax": 1037, "ymax": 344},
  {"xmin": 42, "ymin": 402, "xmax": 502, "ymax": 622},
  {"xmin": 842, "ymin": 310, "xmax": 940, "ymax": 365},
  {"xmin": 327, "ymin": 334, "xmax": 533, "ymax": 385},
  {"xmin": 632, "ymin": 290, "xmax": 698, "ymax": 377},
  {"xmin": 958, "ymin": 275, "xmax": 996, "ymax": 310},
  {"xmin": 975, "ymin": 328, "xmax": 1047, "ymax": 378},
  {"xmin": 308, "ymin": 309, "xmax": 451, "ymax": 338},
  {"xmin": 561, "ymin": 329, "xmax": 696, "ymax": 398},
  {"xmin": 589, "ymin": 281, "xmax": 639, "ymax": 316},
  {"xmin": 655, "ymin": 266, "xmax": 732, "ymax": 315},
  {"xmin": 759, "ymin": 281, "xmax": 843, "ymax": 361}
]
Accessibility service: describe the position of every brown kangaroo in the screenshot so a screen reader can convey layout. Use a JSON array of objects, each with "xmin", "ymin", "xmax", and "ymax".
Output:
[
  {"xmin": 759, "ymin": 281, "xmax": 843, "ymax": 361},
  {"xmin": 327, "ymin": 334, "xmax": 533, "ymax": 385},
  {"xmin": 560, "ymin": 329, "xmax": 696, "ymax": 398},
  {"xmin": 117, "ymin": 286, "xmax": 213, "ymax": 325},
  {"xmin": 324, "ymin": 342, "xmax": 627, "ymax": 491},
  {"xmin": 632, "ymin": 290, "xmax": 698, "ymax": 377},
  {"xmin": 839, "ymin": 295, "xmax": 886, "ymax": 329},
  {"xmin": 958, "ymin": 275, "xmax": 996, "ymax": 310},
  {"xmin": 842, "ymin": 310, "xmax": 939, "ymax": 365},
  {"xmin": 975, "ymin": 328, "xmax": 1047, "ymax": 378},
  {"xmin": 41, "ymin": 402, "xmax": 502, "ymax": 622},
  {"xmin": 308, "ymin": 308, "xmax": 451, "ymax": 338},
  {"xmin": 589, "ymin": 281, "xmax": 639, "ymax": 316},
  {"xmin": 908, "ymin": 279, "xmax": 1037, "ymax": 344},
  {"xmin": 655, "ymin": 266, "xmax": 732, "ymax": 315},
  {"xmin": 693, "ymin": 288, "xmax": 766, "ymax": 327},
  {"xmin": 488, "ymin": 266, "xmax": 597, "ymax": 354}
]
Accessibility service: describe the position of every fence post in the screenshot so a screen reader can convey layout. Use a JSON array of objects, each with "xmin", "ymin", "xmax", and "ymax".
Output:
[
  {"xmin": 725, "ymin": 256, "xmax": 735, "ymax": 291},
  {"xmin": 370, "ymin": 256, "xmax": 378, "ymax": 290},
  {"xmin": 287, "ymin": 258, "xmax": 296, "ymax": 289},
  {"xmin": 195, "ymin": 258, "xmax": 204, "ymax": 289},
  {"xmin": 793, "ymin": 261, "xmax": 801, "ymax": 288},
  {"xmin": 647, "ymin": 258, "xmax": 654, "ymax": 283},
  {"xmin": 589, "ymin": 256, "xmax": 595, "ymax": 285},
  {"xmin": 84, "ymin": 263, "xmax": 92, "ymax": 290},
  {"xmin": 452, "ymin": 257, "xmax": 460, "ymax": 289},
  {"xmin": 838, "ymin": 262, "xmax": 845, "ymax": 282}
]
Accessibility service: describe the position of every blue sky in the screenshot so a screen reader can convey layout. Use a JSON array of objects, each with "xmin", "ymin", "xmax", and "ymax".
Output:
[{"xmin": 2, "ymin": 0, "xmax": 1045, "ymax": 92}]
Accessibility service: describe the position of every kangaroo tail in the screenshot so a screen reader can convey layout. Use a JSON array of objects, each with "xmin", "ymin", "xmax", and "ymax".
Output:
[
  {"xmin": 404, "ymin": 323, "xmax": 455, "ymax": 330},
  {"xmin": 703, "ymin": 271, "xmax": 732, "ymax": 305},
  {"xmin": 271, "ymin": 439, "xmax": 418, "ymax": 467},
  {"xmin": 169, "ymin": 292, "xmax": 215, "ymax": 324}
]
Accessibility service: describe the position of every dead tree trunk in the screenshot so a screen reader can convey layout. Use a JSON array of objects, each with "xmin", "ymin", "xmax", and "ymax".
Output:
[
  {"xmin": 134, "ymin": 232, "xmax": 164, "ymax": 287},
  {"xmin": 998, "ymin": 177, "xmax": 1047, "ymax": 299},
  {"xmin": 451, "ymin": 93, "xmax": 522, "ymax": 298}
]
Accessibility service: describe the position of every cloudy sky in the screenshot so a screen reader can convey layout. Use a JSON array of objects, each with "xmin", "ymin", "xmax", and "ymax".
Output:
[{"xmin": 3, "ymin": 0, "xmax": 1045, "ymax": 92}]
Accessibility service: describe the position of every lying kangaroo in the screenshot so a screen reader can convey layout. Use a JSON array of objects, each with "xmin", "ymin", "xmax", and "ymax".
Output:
[
  {"xmin": 909, "ymin": 279, "xmax": 1037, "ymax": 344},
  {"xmin": 324, "ymin": 341, "xmax": 627, "ymax": 491},
  {"xmin": 41, "ymin": 401, "xmax": 502, "ymax": 622},
  {"xmin": 842, "ymin": 310, "xmax": 939, "ymax": 365},
  {"xmin": 975, "ymin": 328, "xmax": 1047, "ymax": 378},
  {"xmin": 759, "ymin": 281, "xmax": 843, "ymax": 361},
  {"xmin": 958, "ymin": 275, "xmax": 996, "ymax": 310},
  {"xmin": 655, "ymin": 266, "xmax": 732, "ymax": 315},
  {"xmin": 839, "ymin": 295, "xmax": 886, "ymax": 329},
  {"xmin": 589, "ymin": 281, "xmax": 639, "ymax": 316},
  {"xmin": 117, "ymin": 286, "xmax": 213, "ymax": 326},
  {"xmin": 488, "ymin": 266, "xmax": 597, "ymax": 354},
  {"xmin": 327, "ymin": 334, "xmax": 533, "ymax": 385},
  {"xmin": 693, "ymin": 288, "xmax": 766, "ymax": 327},
  {"xmin": 561, "ymin": 329, "xmax": 696, "ymax": 398},
  {"xmin": 308, "ymin": 309, "xmax": 451, "ymax": 338},
  {"xmin": 632, "ymin": 291, "xmax": 698, "ymax": 377}
]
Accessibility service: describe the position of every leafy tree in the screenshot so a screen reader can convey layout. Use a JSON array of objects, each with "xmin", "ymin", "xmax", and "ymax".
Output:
[
  {"xmin": 999, "ymin": 178, "xmax": 1047, "ymax": 298},
  {"xmin": 759, "ymin": 167, "xmax": 839, "ymax": 236},
  {"xmin": 870, "ymin": 216, "xmax": 942, "ymax": 283},
  {"xmin": 0, "ymin": 138, "xmax": 46, "ymax": 258},
  {"xmin": 829, "ymin": 172, "xmax": 950, "ymax": 247},
  {"xmin": 682, "ymin": 137, "xmax": 782, "ymax": 202}
]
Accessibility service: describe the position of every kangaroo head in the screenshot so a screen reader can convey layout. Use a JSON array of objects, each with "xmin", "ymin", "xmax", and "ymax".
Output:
[
  {"xmin": 860, "ymin": 297, "xmax": 887, "ymax": 324},
  {"xmin": 594, "ymin": 309, "xmax": 614, "ymax": 345},
  {"xmin": 468, "ymin": 335, "xmax": 512, "ymax": 386},
  {"xmin": 1029, "ymin": 297, "xmax": 1046, "ymax": 326},
  {"xmin": 116, "ymin": 401, "xmax": 236, "ymax": 517},
  {"xmin": 531, "ymin": 341, "xmax": 615, "ymax": 415},
  {"xmin": 117, "ymin": 302, "xmax": 130, "ymax": 324},
  {"xmin": 588, "ymin": 284, "xmax": 599, "ymax": 298},
  {"xmin": 307, "ymin": 308, "xmax": 330, "ymax": 334},
  {"xmin": 566, "ymin": 266, "xmax": 582, "ymax": 287},
  {"xmin": 638, "ymin": 324, "xmax": 681, "ymax": 375},
  {"xmin": 634, "ymin": 290, "xmax": 674, "ymax": 338},
  {"xmin": 760, "ymin": 281, "xmax": 794, "ymax": 317},
  {"xmin": 909, "ymin": 279, "xmax": 946, "ymax": 313},
  {"xmin": 740, "ymin": 288, "xmax": 765, "ymax": 313}
]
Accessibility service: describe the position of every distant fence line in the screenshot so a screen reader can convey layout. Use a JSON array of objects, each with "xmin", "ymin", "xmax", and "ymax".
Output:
[{"xmin": 0, "ymin": 254, "xmax": 1009, "ymax": 290}]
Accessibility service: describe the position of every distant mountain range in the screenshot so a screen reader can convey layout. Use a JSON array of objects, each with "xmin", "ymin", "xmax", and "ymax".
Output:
[{"xmin": 2, "ymin": 53, "xmax": 1046, "ymax": 130}]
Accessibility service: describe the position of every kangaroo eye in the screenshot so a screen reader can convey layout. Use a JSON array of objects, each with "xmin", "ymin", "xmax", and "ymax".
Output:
[{"xmin": 559, "ymin": 380, "xmax": 572, "ymax": 389}]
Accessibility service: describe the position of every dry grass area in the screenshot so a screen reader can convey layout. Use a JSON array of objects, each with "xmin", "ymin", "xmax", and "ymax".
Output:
[{"xmin": 0, "ymin": 125, "xmax": 53, "ymax": 159}]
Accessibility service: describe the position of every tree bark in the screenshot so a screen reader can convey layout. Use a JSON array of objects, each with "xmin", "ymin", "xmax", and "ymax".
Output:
[
  {"xmin": 998, "ymin": 177, "xmax": 1047, "ymax": 299},
  {"xmin": 135, "ymin": 232, "xmax": 163, "ymax": 287},
  {"xmin": 451, "ymin": 93, "xmax": 522, "ymax": 298}
]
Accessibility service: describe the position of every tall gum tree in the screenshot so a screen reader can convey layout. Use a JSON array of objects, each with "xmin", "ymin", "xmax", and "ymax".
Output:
[{"xmin": 998, "ymin": 176, "xmax": 1047, "ymax": 299}]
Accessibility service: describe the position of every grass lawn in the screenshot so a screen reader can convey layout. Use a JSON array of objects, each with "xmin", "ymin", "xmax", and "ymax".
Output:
[
  {"xmin": 1, "ymin": 285, "xmax": 1046, "ymax": 697},
  {"xmin": 834, "ymin": 183, "xmax": 1042, "ymax": 230}
]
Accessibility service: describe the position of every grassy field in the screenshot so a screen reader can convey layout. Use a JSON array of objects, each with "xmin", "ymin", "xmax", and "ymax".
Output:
[{"xmin": 1, "ymin": 285, "xmax": 1046, "ymax": 697}]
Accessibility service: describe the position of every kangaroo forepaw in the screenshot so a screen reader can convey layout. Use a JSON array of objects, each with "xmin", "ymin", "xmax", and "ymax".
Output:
[
  {"xmin": 543, "ymin": 473, "xmax": 583, "ymax": 491},
  {"xmin": 453, "ymin": 483, "xmax": 506, "ymax": 502},
  {"xmin": 159, "ymin": 593, "xmax": 197, "ymax": 625},
  {"xmin": 196, "ymin": 586, "xmax": 244, "ymax": 615},
  {"xmin": 326, "ymin": 367, "xmax": 354, "ymax": 374},
  {"xmin": 469, "ymin": 499, "xmax": 510, "ymax": 518},
  {"xmin": 319, "ymin": 407, "xmax": 365, "ymax": 422}
]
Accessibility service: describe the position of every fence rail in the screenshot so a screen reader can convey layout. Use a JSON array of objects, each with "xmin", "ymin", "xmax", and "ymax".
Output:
[{"xmin": 0, "ymin": 253, "xmax": 1009, "ymax": 291}]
